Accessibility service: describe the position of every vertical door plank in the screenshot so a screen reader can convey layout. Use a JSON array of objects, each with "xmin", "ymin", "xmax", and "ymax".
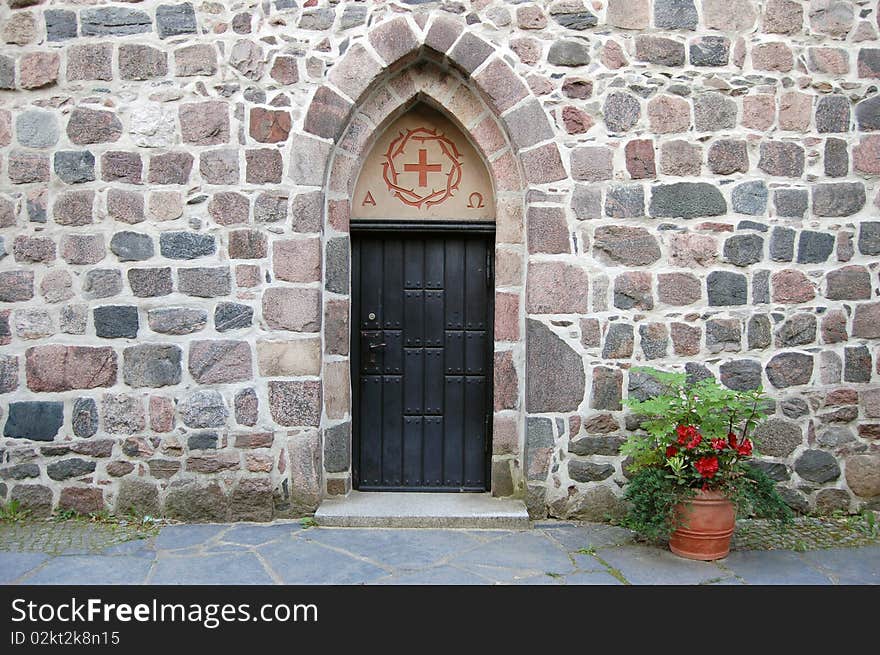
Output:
[
  {"xmin": 443, "ymin": 330, "xmax": 464, "ymax": 374},
  {"xmin": 424, "ymin": 290, "xmax": 444, "ymax": 347},
  {"xmin": 465, "ymin": 238, "xmax": 487, "ymax": 330},
  {"xmin": 424, "ymin": 348, "xmax": 444, "ymax": 416},
  {"xmin": 444, "ymin": 239, "xmax": 465, "ymax": 329},
  {"xmin": 425, "ymin": 236, "xmax": 444, "ymax": 290},
  {"xmin": 403, "ymin": 348, "xmax": 424, "ymax": 415},
  {"xmin": 359, "ymin": 375, "xmax": 383, "ymax": 487},
  {"xmin": 444, "ymin": 375, "xmax": 465, "ymax": 486},
  {"xmin": 404, "ymin": 290, "xmax": 424, "ymax": 347},
  {"xmin": 381, "ymin": 376, "xmax": 403, "ymax": 487},
  {"xmin": 382, "ymin": 239, "xmax": 404, "ymax": 331},
  {"xmin": 465, "ymin": 331, "xmax": 487, "ymax": 375},
  {"xmin": 360, "ymin": 239, "xmax": 383, "ymax": 330},
  {"xmin": 404, "ymin": 238, "xmax": 424, "ymax": 289},
  {"xmin": 383, "ymin": 330, "xmax": 403, "ymax": 375},
  {"xmin": 403, "ymin": 416, "xmax": 423, "ymax": 487},
  {"xmin": 464, "ymin": 376, "xmax": 486, "ymax": 487},
  {"xmin": 423, "ymin": 416, "xmax": 443, "ymax": 487}
]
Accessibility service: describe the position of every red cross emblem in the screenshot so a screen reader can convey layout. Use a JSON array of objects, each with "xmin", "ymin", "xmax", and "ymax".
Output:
[
  {"xmin": 404, "ymin": 149, "xmax": 442, "ymax": 187},
  {"xmin": 382, "ymin": 127, "xmax": 463, "ymax": 209}
]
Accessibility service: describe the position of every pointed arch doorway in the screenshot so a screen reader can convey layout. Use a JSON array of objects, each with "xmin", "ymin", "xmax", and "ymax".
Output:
[{"xmin": 350, "ymin": 102, "xmax": 496, "ymax": 492}]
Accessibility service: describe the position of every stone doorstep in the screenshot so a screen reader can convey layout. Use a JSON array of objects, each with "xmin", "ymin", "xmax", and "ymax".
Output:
[{"xmin": 314, "ymin": 492, "xmax": 530, "ymax": 529}]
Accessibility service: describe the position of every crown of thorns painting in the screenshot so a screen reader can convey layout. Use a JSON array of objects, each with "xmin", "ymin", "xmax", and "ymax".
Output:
[{"xmin": 381, "ymin": 127, "xmax": 463, "ymax": 209}]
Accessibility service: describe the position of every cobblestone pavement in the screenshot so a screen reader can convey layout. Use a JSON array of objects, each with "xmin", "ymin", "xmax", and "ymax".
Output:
[
  {"xmin": 0, "ymin": 519, "xmax": 160, "ymax": 557},
  {"xmin": 1, "ymin": 520, "xmax": 877, "ymax": 585}
]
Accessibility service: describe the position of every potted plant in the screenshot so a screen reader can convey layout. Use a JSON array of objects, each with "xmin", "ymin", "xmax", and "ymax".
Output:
[{"xmin": 620, "ymin": 367, "xmax": 792, "ymax": 560}]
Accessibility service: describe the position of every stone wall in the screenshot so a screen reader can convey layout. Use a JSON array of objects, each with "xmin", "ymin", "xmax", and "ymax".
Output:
[{"xmin": 0, "ymin": 0, "xmax": 878, "ymax": 521}]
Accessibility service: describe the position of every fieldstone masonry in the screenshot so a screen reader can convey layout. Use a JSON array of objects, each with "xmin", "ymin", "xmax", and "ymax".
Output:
[{"xmin": 0, "ymin": 0, "xmax": 878, "ymax": 521}]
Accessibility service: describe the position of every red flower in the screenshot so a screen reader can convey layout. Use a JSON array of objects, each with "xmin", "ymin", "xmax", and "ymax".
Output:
[
  {"xmin": 676, "ymin": 425, "xmax": 689, "ymax": 445},
  {"xmin": 711, "ymin": 438, "xmax": 727, "ymax": 450},
  {"xmin": 666, "ymin": 445, "xmax": 679, "ymax": 458},
  {"xmin": 694, "ymin": 456, "xmax": 719, "ymax": 479},
  {"xmin": 677, "ymin": 424, "xmax": 697, "ymax": 445},
  {"xmin": 686, "ymin": 434, "xmax": 702, "ymax": 449},
  {"xmin": 736, "ymin": 438, "xmax": 753, "ymax": 456},
  {"xmin": 728, "ymin": 432, "xmax": 738, "ymax": 449}
]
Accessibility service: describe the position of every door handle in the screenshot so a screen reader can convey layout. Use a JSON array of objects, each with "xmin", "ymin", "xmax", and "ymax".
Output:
[{"xmin": 369, "ymin": 342, "xmax": 387, "ymax": 351}]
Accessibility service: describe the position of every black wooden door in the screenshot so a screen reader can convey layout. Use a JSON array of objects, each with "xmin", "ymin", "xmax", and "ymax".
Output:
[{"xmin": 351, "ymin": 228, "xmax": 493, "ymax": 492}]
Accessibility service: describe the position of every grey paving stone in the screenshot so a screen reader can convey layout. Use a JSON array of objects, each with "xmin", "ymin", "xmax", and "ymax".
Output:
[
  {"xmin": 571, "ymin": 552, "xmax": 609, "ymax": 570},
  {"xmin": 257, "ymin": 539, "xmax": 387, "ymax": 584},
  {"xmin": 541, "ymin": 523, "xmax": 635, "ymax": 551},
  {"xmin": 461, "ymin": 529, "xmax": 516, "ymax": 543},
  {"xmin": 151, "ymin": 552, "xmax": 273, "ymax": 585},
  {"xmin": 720, "ymin": 550, "xmax": 833, "ymax": 585},
  {"xmin": 100, "ymin": 539, "xmax": 155, "ymax": 558},
  {"xmin": 596, "ymin": 545, "xmax": 729, "ymax": 585},
  {"xmin": 450, "ymin": 531, "xmax": 574, "ymax": 574},
  {"xmin": 19, "ymin": 555, "xmax": 152, "ymax": 585},
  {"xmin": 5, "ymin": 522, "xmax": 876, "ymax": 586},
  {"xmin": 454, "ymin": 563, "xmax": 552, "ymax": 583},
  {"xmin": 58, "ymin": 545, "xmax": 99, "ymax": 556},
  {"xmin": 220, "ymin": 523, "xmax": 301, "ymax": 545},
  {"xmin": 301, "ymin": 528, "xmax": 483, "ymax": 569},
  {"xmin": 0, "ymin": 552, "xmax": 50, "ymax": 583},
  {"xmin": 203, "ymin": 543, "xmax": 251, "ymax": 554},
  {"xmin": 154, "ymin": 524, "xmax": 226, "ymax": 550},
  {"xmin": 799, "ymin": 546, "xmax": 880, "ymax": 584},
  {"xmin": 565, "ymin": 571, "xmax": 623, "ymax": 585},
  {"xmin": 375, "ymin": 565, "xmax": 492, "ymax": 585}
]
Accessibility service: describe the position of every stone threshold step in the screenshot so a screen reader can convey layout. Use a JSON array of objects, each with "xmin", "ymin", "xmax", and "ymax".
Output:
[{"xmin": 314, "ymin": 491, "xmax": 530, "ymax": 529}]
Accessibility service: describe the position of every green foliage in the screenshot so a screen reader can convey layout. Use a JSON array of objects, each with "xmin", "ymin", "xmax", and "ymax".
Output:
[
  {"xmin": 733, "ymin": 465, "xmax": 793, "ymax": 525},
  {"xmin": 620, "ymin": 367, "xmax": 792, "ymax": 539},
  {"xmin": 844, "ymin": 509, "xmax": 879, "ymax": 538},
  {"xmin": 621, "ymin": 467, "xmax": 695, "ymax": 540},
  {"xmin": 0, "ymin": 499, "xmax": 30, "ymax": 523},
  {"xmin": 299, "ymin": 516, "xmax": 318, "ymax": 529},
  {"xmin": 52, "ymin": 508, "xmax": 81, "ymax": 522},
  {"xmin": 89, "ymin": 509, "xmax": 114, "ymax": 524},
  {"xmin": 52, "ymin": 508, "xmax": 112, "ymax": 523},
  {"xmin": 622, "ymin": 464, "xmax": 792, "ymax": 540}
]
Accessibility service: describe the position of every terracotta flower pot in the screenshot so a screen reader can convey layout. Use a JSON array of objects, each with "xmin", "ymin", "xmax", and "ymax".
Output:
[{"xmin": 668, "ymin": 489, "xmax": 736, "ymax": 561}]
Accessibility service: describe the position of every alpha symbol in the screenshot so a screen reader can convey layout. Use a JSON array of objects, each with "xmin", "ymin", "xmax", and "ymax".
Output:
[
  {"xmin": 467, "ymin": 192, "xmax": 485, "ymax": 209},
  {"xmin": 404, "ymin": 149, "xmax": 443, "ymax": 187},
  {"xmin": 362, "ymin": 191, "xmax": 376, "ymax": 206}
]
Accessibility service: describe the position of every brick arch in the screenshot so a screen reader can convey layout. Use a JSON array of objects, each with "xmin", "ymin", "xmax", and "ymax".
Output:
[
  {"xmin": 299, "ymin": 13, "xmax": 565, "ymax": 188},
  {"xmin": 298, "ymin": 14, "xmax": 567, "ymax": 501},
  {"xmin": 327, "ymin": 60, "xmax": 518, "ymax": 203}
]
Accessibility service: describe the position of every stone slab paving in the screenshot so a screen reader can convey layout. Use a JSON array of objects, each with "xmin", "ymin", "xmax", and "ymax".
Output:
[
  {"xmin": 148, "ymin": 552, "xmax": 276, "ymax": 586},
  {"xmin": 1, "ymin": 521, "xmax": 878, "ymax": 585},
  {"xmin": 799, "ymin": 547, "xmax": 880, "ymax": 585},
  {"xmin": 595, "ymin": 545, "xmax": 737, "ymax": 586},
  {"xmin": 18, "ymin": 555, "xmax": 154, "ymax": 586},
  {"xmin": 0, "ymin": 552, "xmax": 49, "ymax": 584},
  {"xmin": 718, "ymin": 550, "xmax": 834, "ymax": 585}
]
